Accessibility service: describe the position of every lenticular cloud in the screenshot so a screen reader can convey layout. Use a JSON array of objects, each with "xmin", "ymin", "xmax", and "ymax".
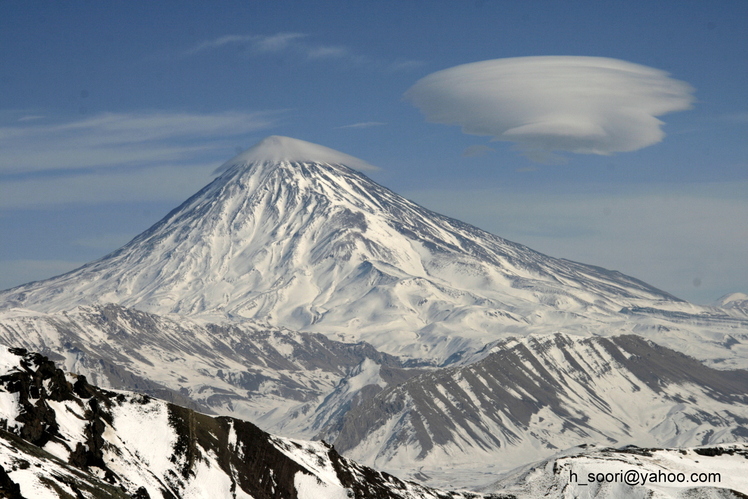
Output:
[{"xmin": 404, "ymin": 56, "xmax": 695, "ymax": 160}]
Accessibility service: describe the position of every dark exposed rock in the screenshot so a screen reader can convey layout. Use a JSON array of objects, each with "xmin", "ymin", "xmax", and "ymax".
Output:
[
  {"xmin": 0, "ymin": 463, "xmax": 24, "ymax": 499},
  {"xmin": 0, "ymin": 346, "xmax": 480, "ymax": 498}
]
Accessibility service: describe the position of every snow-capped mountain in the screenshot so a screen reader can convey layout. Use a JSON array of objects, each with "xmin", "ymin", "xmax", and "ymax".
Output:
[
  {"xmin": 0, "ymin": 345, "xmax": 481, "ymax": 499},
  {"xmin": 2, "ymin": 136, "xmax": 741, "ymax": 365},
  {"xmin": 319, "ymin": 333, "xmax": 748, "ymax": 487},
  {"xmin": 0, "ymin": 135, "xmax": 746, "ymax": 491},
  {"xmin": 2, "ymin": 343, "xmax": 746, "ymax": 497},
  {"xmin": 716, "ymin": 293, "xmax": 748, "ymax": 317}
]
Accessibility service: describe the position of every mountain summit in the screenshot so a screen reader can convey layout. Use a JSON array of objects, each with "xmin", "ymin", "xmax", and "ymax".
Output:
[{"xmin": 0, "ymin": 136, "xmax": 692, "ymax": 361}]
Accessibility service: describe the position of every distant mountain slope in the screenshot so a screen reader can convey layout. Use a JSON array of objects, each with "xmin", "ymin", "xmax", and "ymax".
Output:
[
  {"xmin": 321, "ymin": 333, "xmax": 748, "ymax": 486},
  {"xmin": 0, "ymin": 136, "xmax": 726, "ymax": 364},
  {"xmin": 0, "ymin": 304, "xmax": 403, "ymax": 436},
  {"xmin": 0, "ymin": 345, "xmax": 482, "ymax": 499}
]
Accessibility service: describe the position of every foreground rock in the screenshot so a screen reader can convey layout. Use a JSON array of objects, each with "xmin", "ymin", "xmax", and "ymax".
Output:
[{"xmin": 0, "ymin": 346, "xmax": 481, "ymax": 499}]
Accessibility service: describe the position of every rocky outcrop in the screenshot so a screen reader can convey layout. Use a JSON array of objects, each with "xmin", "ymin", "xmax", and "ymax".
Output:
[{"xmin": 0, "ymin": 345, "xmax": 482, "ymax": 498}]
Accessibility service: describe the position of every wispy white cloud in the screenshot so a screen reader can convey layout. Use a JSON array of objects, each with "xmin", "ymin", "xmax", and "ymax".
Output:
[
  {"xmin": 306, "ymin": 45, "xmax": 351, "ymax": 60},
  {"xmin": 185, "ymin": 34, "xmax": 255, "ymax": 54},
  {"xmin": 253, "ymin": 32, "xmax": 307, "ymax": 53},
  {"xmin": 186, "ymin": 32, "xmax": 341, "ymax": 60},
  {"xmin": 0, "ymin": 110, "xmax": 280, "ymax": 208},
  {"xmin": 405, "ymin": 56, "xmax": 695, "ymax": 161},
  {"xmin": 184, "ymin": 32, "xmax": 423, "ymax": 71},
  {"xmin": 17, "ymin": 115, "xmax": 46, "ymax": 122},
  {"xmin": 336, "ymin": 122, "xmax": 387, "ymax": 129},
  {"xmin": 0, "ymin": 111, "xmax": 279, "ymax": 175},
  {"xmin": 184, "ymin": 33, "xmax": 307, "ymax": 56}
]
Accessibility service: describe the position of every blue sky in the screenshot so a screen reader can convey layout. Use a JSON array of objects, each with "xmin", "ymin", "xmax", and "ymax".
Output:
[{"xmin": 1, "ymin": 0, "xmax": 746, "ymax": 304}]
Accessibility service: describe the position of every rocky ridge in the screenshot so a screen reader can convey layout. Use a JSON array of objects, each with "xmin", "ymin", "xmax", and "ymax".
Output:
[{"xmin": 0, "ymin": 345, "xmax": 483, "ymax": 499}]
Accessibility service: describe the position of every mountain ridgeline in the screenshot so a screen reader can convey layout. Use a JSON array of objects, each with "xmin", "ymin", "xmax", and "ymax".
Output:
[{"xmin": 0, "ymin": 346, "xmax": 483, "ymax": 499}]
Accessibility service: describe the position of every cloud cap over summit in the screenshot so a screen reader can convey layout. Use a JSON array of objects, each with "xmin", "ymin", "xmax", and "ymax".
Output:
[
  {"xmin": 404, "ymin": 56, "xmax": 695, "ymax": 161},
  {"xmin": 213, "ymin": 135, "xmax": 378, "ymax": 175}
]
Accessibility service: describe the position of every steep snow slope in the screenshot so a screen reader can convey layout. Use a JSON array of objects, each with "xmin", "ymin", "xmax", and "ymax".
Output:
[
  {"xmin": 0, "ymin": 345, "xmax": 482, "ymax": 499},
  {"xmin": 321, "ymin": 334, "xmax": 748, "ymax": 488},
  {"xmin": 2, "ymin": 136, "xmax": 740, "ymax": 364}
]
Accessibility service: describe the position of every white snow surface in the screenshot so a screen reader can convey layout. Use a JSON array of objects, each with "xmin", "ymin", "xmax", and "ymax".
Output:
[
  {"xmin": 0, "ymin": 306, "xmax": 745, "ymax": 490},
  {"xmin": 483, "ymin": 443, "xmax": 748, "ymax": 498},
  {"xmin": 294, "ymin": 471, "xmax": 351, "ymax": 499},
  {"xmin": 111, "ymin": 396, "xmax": 178, "ymax": 478}
]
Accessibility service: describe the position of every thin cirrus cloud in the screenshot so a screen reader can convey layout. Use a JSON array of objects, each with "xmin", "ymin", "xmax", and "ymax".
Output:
[
  {"xmin": 184, "ymin": 33, "xmax": 308, "ymax": 56},
  {"xmin": 0, "ymin": 163, "xmax": 220, "ymax": 208},
  {"xmin": 336, "ymin": 122, "xmax": 387, "ymax": 129},
  {"xmin": 184, "ymin": 32, "xmax": 420, "ymax": 70},
  {"xmin": 404, "ymin": 56, "xmax": 696, "ymax": 161},
  {"xmin": 0, "ymin": 111, "xmax": 279, "ymax": 175},
  {"xmin": 0, "ymin": 110, "xmax": 280, "ymax": 208},
  {"xmin": 184, "ymin": 32, "xmax": 350, "ymax": 62}
]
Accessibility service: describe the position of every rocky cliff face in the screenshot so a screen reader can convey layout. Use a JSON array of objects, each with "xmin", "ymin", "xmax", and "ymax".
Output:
[{"xmin": 0, "ymin": 345, "xmax": 483, "ymax": 499}]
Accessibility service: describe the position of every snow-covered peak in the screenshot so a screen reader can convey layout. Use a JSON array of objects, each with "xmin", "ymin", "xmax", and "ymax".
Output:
[
  {"xmin": 0, "ymin": 136, "xmax": 709, "ymax": 363},
  {"xmin": 716, "ymin": 292, "xmax": 748, "ymax": 307},
  {"xmin": 215, "ymin": 135, "xmax": 377, "ymax": 175}
]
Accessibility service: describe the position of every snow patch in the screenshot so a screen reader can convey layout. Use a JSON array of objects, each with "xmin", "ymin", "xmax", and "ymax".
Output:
[
  {"xmin": 294, "ymin": 471, "xmax": 351, "ymax": 499},
  {"xmin": 111, "ymin": 398, "xmax": 177, "ymax": 477}
]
